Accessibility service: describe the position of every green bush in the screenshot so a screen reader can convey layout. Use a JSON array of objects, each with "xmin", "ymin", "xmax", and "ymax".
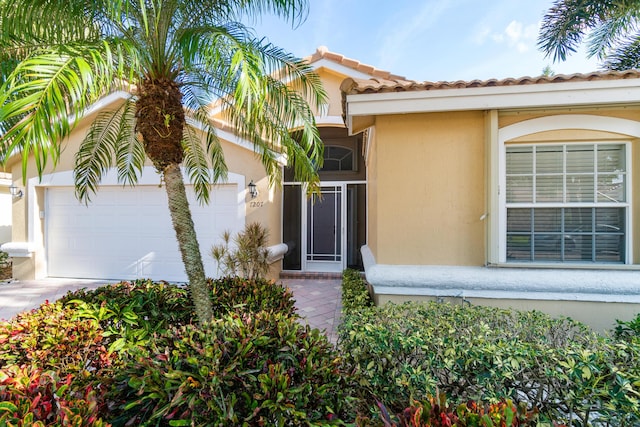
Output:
[
  {"xmin": 338, "ymin": 301, "xmax": 640, "ymax": 426},
  {"xmin": 110, "ymin": 312, "xmax": 352, "ymax": 426},
  {"xmin": 341, "ymin": 269, "xmax": 373, "ymax": 313},
  {"xmin": 615, "ymin": 312, "xmax": 640, "ymax": 342},
  {"xmin": 209, "ymin": 276, "xmax": 297, "ymax": 318}
]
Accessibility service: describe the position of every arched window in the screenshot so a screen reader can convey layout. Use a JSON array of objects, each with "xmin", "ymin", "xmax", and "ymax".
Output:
[{"xmin": 322, "ymin": 145, "xmax": 354, "ymax": 171}]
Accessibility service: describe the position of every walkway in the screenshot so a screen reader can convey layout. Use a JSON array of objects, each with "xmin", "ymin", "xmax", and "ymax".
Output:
[{"xmin": 0, "ymin": 277, "xmax": 343, "ymax": 342}]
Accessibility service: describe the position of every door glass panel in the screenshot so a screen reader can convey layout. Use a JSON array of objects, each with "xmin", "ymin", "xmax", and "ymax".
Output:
[
  {"xmin": 347, "ymin": 184, "xmax": 366, "ymax": 270},
  {"xmin": 307, "ymin": 186, "xmax": 341, "ymax": 262},
  {"xmin": 283, "ymin": 185, "xmax": 302, "ymax": 270}
]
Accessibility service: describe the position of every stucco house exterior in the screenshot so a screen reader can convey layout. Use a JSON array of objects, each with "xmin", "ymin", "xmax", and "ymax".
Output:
[
  {"xmin": 3, "ymin": 47, "xmax": 640, "ymax": 330},
  {"xmin": 2, "ymin": 47, "xmax": 389, "ymax": 282},
  {"xmin": 341, "ymin": 69, "xmax": 640, "ymax": 331}
]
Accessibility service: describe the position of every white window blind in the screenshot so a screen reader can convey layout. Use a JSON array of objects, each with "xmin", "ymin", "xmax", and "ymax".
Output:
[{"xmin": 505, "ymin": 143, "xmax": 627, "ymax": 263}]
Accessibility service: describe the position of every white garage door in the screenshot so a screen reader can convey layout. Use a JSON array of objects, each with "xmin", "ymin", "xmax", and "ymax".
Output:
[{"xmin": 46, "ymin": 184, "xmax": 243, "ymax": 282}]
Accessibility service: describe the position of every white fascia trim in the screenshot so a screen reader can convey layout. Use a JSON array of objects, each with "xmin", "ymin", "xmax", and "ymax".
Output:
[
  {"xmin": 310, "ymin": 59, "xmax": 378, "ymax": 80},
  {"xmin": 315, "ymin": 115, "xmax": 345, "ymax": 126},
  {"xmin": 33, "ymin": 167, "xmax": 244, "ymax": 188},
  {"xmin": 346, "ymin": 79, "xmax": 640, "ymax": 116},
  {"xmin": 500, "ymin": 114, "xmax": 640, "ymax": 141}
]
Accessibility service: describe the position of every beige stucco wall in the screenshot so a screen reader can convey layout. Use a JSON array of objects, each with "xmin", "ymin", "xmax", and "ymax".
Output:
[
  {"xmin": 371, "ymin": 111, "xmax": 486, "ymax": 266},
  {"xmin": 5, "ymin": 97, "xmax": 280, "ymax": 280},
  {"xmin": 315, "ymin": 69, "xmax": 346, "ymax": 117}
]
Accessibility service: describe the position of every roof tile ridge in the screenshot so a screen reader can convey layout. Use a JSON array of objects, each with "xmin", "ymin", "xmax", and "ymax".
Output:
[{"xmin": 307, "ymin": 46, "xmax": 407, "ymax": 80}]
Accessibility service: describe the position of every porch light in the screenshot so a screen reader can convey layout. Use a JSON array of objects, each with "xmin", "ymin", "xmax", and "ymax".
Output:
[
  {"xmin": 248, "ymin": 180, "xmax": 258, "ymax": 199},
  {"xmin": 9, "ymin": 185, "xmax": 23, "ymax": 199}
]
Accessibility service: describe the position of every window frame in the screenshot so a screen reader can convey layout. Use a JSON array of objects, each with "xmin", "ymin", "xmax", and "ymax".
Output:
[{"xmin": 499, "ymin": 140, "xmax": 632, "ymax": 264}]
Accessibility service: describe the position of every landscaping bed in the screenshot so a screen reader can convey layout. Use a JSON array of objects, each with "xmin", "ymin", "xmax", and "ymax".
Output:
[{"xmin": 0, "ymin": 272, "xmax": 637, "ymax": 426}]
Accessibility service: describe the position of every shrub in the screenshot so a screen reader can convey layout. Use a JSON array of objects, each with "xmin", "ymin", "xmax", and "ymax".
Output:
[
  {"xmin": 338, "ymin": 301, "xmax": 640, "ymax": 425},
  {"xmin": 614, "ymin": 312, "xmax": 640, "ymax": 341},
  {"xmin": 59, "ymin": 278, "xmax": 296, "ymax": 354},
  {"xmin": 0, "ymin": 365, "xmax": 108, "ymax": 426},
  {"xmin": 359, "ymin": 395, "xmax": 539, "ymax": 427},
  {"xmin": 0, "ymin": 278, "xmax": 302, "ymax": 424},
  {"xmin": 0, "ymin": 300, "xmax": 113, "ymax": 374},
  {"xmin": 0, "ymin": 250, "xmax": 9, "ymax": 266},
  {"xmin": 0, "ymin": 251, "xmax": 11, "ymax": 281},
  {"xmin": 209, "ymin": 276, "xmax": 297, "ymax": 318},
  {"xmin": 110, "ymin": 311, "xmax": 352, "ymax": 426},
  {"xmin": 342, "ymin": 269, "xmax": 373, "ymax": 313},
  {"xmin": 211, "ymin": 222, "xmax": 271, "ymax": 279}
]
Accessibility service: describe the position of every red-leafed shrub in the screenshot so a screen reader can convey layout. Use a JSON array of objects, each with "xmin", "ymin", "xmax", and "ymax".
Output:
[
  {"xmin": 362, "ymin": 395, "xmax": 539, "ymax": 427},
  {"xmin": 0, "ymin": 365, "xmax": 108, "ymax": 426}
]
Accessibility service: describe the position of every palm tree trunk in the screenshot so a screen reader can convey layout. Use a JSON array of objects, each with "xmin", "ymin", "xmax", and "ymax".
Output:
[{"xmin": 163, "ymin": 163, "xmax": 213, "ymax": 324}]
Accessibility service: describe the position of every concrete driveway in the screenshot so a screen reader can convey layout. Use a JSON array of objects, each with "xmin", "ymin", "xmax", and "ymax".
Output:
[{"xmin": 0, "ymin": 278, "xmax": 113, "ymax": 320}]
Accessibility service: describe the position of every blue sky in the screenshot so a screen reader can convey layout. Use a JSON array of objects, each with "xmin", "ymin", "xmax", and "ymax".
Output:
[{"xmin": 251, "ymin": 0, "xmax": 601, "ymax": 82}]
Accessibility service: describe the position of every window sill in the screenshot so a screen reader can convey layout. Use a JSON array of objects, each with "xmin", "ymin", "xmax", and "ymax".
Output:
[{"xmin": 493, "ymin": 262, "xmax": 640, "ymax": 271}]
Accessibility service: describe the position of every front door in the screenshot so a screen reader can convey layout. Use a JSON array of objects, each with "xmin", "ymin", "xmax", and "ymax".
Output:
[{"xmin": 305, "ymin": 185, "xmax": 343, "ymax": 272}]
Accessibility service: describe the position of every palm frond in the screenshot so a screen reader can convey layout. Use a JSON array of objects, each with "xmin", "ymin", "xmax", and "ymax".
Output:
[
  {"xmin": 74, "ymin": 97, "xmax": 141, "ymax": 203},
  {"xmin": 539, "ymin": 0, "xmax": 640, "ymax": 68},
  {"xmin": 0, "ymin": 44, "xmax": 118, "ymax": 174},
  {"xmin": 182, "ymin": 105, "xmax": 228, "ymax": 204},
  {"xmin": 538, "ymin": 0, "xmax": 599, "ymax": 62},
  {"xmin": 218, "ymin": 47, "xmax": 324, "ymax": 190},
  {"xmin": 1, "ymin": 0, "xmax": 104, "ymax": 48},
  {"xmin": 113, "ymin": 98, "xmax": 146, "ymax": 187},
  {"xmin": 601, "ymin": 31, "xmax": 640, "ymax": 69}
]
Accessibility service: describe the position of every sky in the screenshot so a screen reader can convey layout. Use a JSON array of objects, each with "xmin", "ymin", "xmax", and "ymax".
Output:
[{"xmin": 250, "ymin": 0, "xmax": 602, "ymax": 82}]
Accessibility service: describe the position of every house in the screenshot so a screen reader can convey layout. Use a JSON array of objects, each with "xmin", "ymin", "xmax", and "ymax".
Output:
[
  {"xmin": 341, "ymin": 69, "xmax": 640, "ymax": 331},
  {"xmin": 1, "ymin": 47, "xmax": 391, "ymax": 282},
  {"xmin": 3, "ymin": 47, "xmax": 640, "ymax": 330}
]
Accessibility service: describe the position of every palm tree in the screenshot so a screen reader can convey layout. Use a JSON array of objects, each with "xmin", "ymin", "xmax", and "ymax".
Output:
[
  {"xmin": 538, "ymin": 0, "xmax": 640, "ymax": 70},
  {"xmin": 0, "ymin": 0, "xmax": 326, "ymax": 325}
]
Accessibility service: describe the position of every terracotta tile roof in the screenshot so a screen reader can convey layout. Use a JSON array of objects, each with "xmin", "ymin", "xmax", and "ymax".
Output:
[
  {"xmin": 305, "ymin": 46, "xmax": 408, "ymax": 81},
  {"xmin": 341, "ymin": 69, "xmax": 640, "ymax": 95}
]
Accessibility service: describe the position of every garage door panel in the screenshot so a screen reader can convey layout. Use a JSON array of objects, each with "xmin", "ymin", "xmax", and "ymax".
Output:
[{"xmin": 47, "ymin": 184, "xmax": 242, "ymax": 281}]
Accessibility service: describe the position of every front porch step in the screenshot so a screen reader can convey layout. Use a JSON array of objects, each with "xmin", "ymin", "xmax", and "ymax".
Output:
[{"xmin": 279, "ymin": 271, "xmax": 342, "ymax": 280}]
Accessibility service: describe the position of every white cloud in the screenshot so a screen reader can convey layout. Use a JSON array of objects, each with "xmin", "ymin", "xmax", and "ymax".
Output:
[
  {"xmin": 503, "ymin": 20, "xmax": 538, "ymax": 52},
  {"xmin": 472, "ymin": 26, "xmax": 491, "ymax": 45},
  {"xmin": 481, "ymin": 20, "xmax": 538, "ymax": 53}
]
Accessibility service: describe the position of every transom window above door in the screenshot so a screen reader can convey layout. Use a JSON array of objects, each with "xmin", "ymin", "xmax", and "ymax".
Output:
[
  {"xmin": 505, "ymin": 143, "xmax": 628, "ymax": 263},
  {"xmin": 322, "ymin": 146, "xmax": 354, "ymax": 171}
]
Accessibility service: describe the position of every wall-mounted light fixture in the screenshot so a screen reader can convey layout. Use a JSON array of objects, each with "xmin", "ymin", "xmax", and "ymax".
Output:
[
  {"xmin": 248, "ymin": 180, "xmax": 258, "ymax": 199},
  {"xmin": 9, "ymin": 184, "xmax": 23, "ymax": 199}
]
